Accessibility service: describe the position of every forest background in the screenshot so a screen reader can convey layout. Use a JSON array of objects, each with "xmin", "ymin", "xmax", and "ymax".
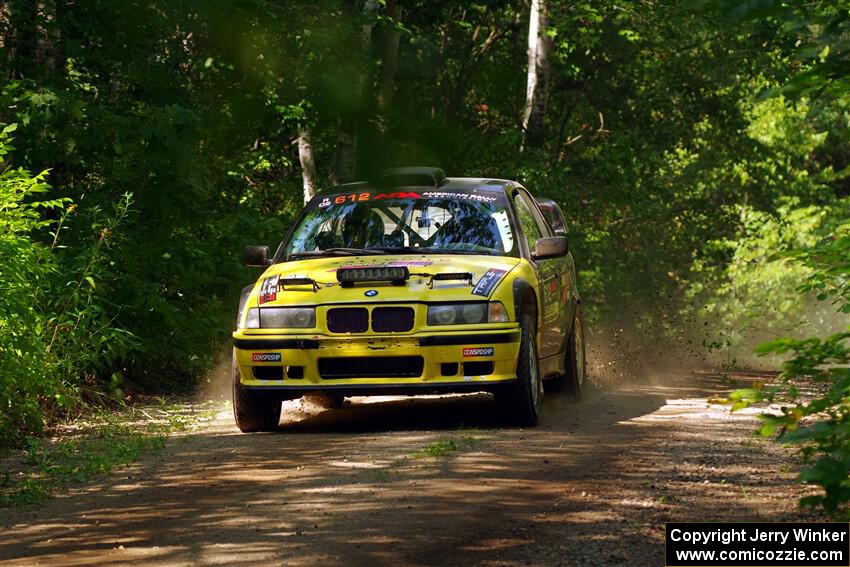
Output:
[{"xmin": 0, "ymin": 0, "xmax": 847, "ymax": 495}]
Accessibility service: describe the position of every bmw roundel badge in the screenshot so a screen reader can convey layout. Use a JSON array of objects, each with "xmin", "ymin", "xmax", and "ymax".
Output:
[{"xmin": 365, "ymin": 290, "xmax": 379, "ymax": 297}]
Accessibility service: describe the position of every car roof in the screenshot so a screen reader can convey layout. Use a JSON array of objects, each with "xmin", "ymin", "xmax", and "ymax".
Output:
[
  {"xmin": 317, "ymin": 166, "xmax": 517, "ymax": 195},
  {"xmin": 324, "ymin": 177, "xmax": 514, "ymax": 194}
]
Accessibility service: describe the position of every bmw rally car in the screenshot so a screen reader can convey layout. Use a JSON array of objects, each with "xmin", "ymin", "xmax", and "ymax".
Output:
[{"xmin": 232, "ymin": 167, "xmax": 585, "ymax": 431}]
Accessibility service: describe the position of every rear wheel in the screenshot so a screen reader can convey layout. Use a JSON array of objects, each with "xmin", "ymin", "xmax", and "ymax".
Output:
[
  {"xmin": 232, "ymin": 351, "xmax": 282, "ymax": 432},
  {"xmin": 495, "ymin": 314, "xmax": 542, "ymax": 426}
]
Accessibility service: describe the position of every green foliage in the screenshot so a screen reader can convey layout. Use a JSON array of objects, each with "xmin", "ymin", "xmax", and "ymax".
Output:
[
  {"xmin": 682, "ymin": 90, "xmax": 848, "ymax": 361},
  {"xmin": 793, "ymin": 221, "xmax": 850, "ymax": 313},
  {"xmin": 47, "ymin": 192, "xmax": 141, "ymax": 382},
  {"xmin": 0, "ymin": 125, "xmax": 67, "ymax": 447},
  {"xmin": 687, "ymin": 203, "xmax": 844, "ymax": 361},
  {"xmin": 726, "ymin": 223, "xmax": 850, "ymax": 515},
  {"xmin": 414, "ymin": 438, "xmax": 459, "ymax": 458},
  {"xmin": 0, "ymin": 3, "xmax": 303, "ymax": 398},
  {"xmin": 412, "ymin": 434, "xmax": 480, "ymax": 458},
  {"xmin": 0, "ymin": 128, "xmax": 148, "ymax": 449},
  {"xmin": 718, "ymin": 0, "xmax": 850, "ymax": 99}
]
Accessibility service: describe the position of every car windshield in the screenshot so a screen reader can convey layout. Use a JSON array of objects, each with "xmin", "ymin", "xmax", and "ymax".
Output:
[{"xmin": 281, "ymin": 187, "xmax": 518, "ymax": 259}]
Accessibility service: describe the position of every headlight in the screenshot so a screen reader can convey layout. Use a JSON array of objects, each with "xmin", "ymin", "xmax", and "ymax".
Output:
[
  {"xmin": 244, "ymin": 307, "xmax": 316, "ymax": 329},
  {"xmin": 462, "ymin": 303, "xmax": 486, "ymax": 323},
  {"xmin": 244, "ymin": 307, "xmax": 260, "ymax": 329},
  {"xmin": 429, "ymin": 305, "xmax": 459, "ymax": 325},
  {"xmin": 427, "ymin": 302, "xmax": 508, "ymax": 325}
]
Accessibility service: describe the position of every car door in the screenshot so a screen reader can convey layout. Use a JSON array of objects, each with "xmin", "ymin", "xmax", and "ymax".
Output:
[
  {"xmin": 512, "ymin": 189, "xmax": 569, "ymax": 358},
  {"xmin": 538, "ymin": 199, "xmax": 579, "ymax": 331}
]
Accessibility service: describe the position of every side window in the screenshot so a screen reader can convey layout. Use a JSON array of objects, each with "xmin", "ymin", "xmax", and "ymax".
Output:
[{"xmin": 513, "ymin": 190, "xmax": 550, "ymax": 252}]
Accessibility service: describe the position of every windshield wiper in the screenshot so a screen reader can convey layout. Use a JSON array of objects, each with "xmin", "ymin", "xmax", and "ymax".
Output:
[
  {"xmin": 372, "ymin": 246, "xmax": 427, "ymax": 254},
  {"xmin": 373, "ymin": 246, "xmax": 495, "ymax": 256},
  {"xmin": 289, "ymin": 248, "xmax": 388, "ymax": 258}
]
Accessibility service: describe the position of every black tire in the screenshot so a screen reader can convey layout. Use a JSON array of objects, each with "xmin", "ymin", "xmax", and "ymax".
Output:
[
  {"xmin": 547, "ymin": 309, "xmax": 586, "ymax": 397},
  {"xmin": 232, "ymin": 351, "xmax": 282, "ymax": 432},
  {"xmin": 495, "ymin": 313, "xmax": 542, "ymax": 426}
]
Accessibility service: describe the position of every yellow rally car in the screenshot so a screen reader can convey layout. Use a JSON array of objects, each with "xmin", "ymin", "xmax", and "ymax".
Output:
[{"xmin": 232, "ymin": 167, "xmax": 585, "ymax": 431}]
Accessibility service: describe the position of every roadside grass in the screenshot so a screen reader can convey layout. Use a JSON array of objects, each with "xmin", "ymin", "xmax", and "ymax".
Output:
[
  {"xmin": 0, "ymin": 400, "xmax": 224, "ymax": 508},
  {"xmin": 412, "ymin": 433, "xmax": 484, "ymax": 459}
]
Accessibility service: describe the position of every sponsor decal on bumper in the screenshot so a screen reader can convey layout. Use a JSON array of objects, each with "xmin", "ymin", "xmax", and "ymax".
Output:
[
  {"xmin": 463, "ymin": 347, "xmax": 494, "ymax": 357},
  {"xmin": 252, "ymin": 352, "xmax": 282, "ymax": 362}
]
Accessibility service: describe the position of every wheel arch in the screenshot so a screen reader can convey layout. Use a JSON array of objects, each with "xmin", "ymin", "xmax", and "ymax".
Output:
[
  {"xmin": 512, "ymin": 278, "xmax": 540, "ymax": 334},
  {"xmin": 236, "ymin": 284, "xmax": 254, "ymax": 327}
]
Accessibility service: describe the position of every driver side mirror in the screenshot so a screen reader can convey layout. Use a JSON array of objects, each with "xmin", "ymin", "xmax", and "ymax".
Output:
[
  {"xmin": 244, "ymin": 245, "xmax": 271, "ymax": 267},
  {"xmin": 535, "ymin": 198, "xmax": 568, "ymax": 236},
  {"xmin": 532, "ymin": 236, "xmax": 568, "ymax": 260}
]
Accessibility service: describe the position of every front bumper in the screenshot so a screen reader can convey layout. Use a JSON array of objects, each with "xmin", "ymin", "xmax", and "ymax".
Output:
[{"xmin": 232, "ymin": 326, "xmax": 521, "ymax": 394}]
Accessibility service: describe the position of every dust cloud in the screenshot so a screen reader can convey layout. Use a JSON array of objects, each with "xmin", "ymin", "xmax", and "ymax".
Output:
[
  {"xmin": 584, "ymin": 297, "xmax": 849, "ymax": 389},
  {"xmin": 585, "ymin": 324, "xmax": 710, "ymax": 389},
  {"xmin": 195, "ymin": 348, "xmax": 233, "ymax": 403}
]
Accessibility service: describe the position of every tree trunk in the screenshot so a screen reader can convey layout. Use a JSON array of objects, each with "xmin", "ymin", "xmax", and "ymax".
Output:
[
  {"xmin": 5, "ymin": 0, "xmax": 60, "ymax": 77},
  {"xmin": 298, "ymin": 124, "xmax": 319, "ymax": 204},
  {"xmin": 0, "ymin": 1, "xmax": 10, "ymax": 51},
  {"xmin": 375, "ymin": 0, "xmax": 400, "ymax": 136},
  {"xmin": 35, "ymin": 0, "xmax": 57, "ymax": 71},
  {"xmin": 7, "ymin": 0, "xmax": 37, "ymax": 78},
  {"xmin": 331, "ymin": 0, "xmax": 377, "ymax": 185},
  {"xmin": 521, "ymin": 0, "xmax": 550, "ymax": 150}
]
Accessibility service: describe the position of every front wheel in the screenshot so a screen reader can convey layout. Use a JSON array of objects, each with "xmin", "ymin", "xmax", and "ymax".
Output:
[
  {"xmin": 495, "ymin": 314, "xmax": 542, "ymax": 426},
  {"xmin": 547, "ymin": 309, "xmax": 586, "ymax": 397},
  {"xmin": 232, "ymin": 350, "xmax": 282, "ymax": 432}
]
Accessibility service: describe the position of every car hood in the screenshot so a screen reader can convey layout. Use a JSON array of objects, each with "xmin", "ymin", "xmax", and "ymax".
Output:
[{"xmin": 250, "ymin": 254, "xmax": 521, "ymax": 306}]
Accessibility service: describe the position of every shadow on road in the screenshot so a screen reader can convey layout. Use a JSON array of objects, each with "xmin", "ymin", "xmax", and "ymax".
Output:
[{"xmin": 276, "ymin": 383, "xmax": 660, "ymax": 433}]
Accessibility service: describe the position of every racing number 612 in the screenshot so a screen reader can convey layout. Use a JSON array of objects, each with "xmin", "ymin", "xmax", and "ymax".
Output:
[{"xmin": 335, "ymin": 193, "xmax": 371, "ymax": 204}]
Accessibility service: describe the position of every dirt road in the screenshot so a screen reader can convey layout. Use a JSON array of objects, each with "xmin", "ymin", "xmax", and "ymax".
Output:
[{"xmin": 0, "ymin": 371, "xmax": 816, "ymax": 566}]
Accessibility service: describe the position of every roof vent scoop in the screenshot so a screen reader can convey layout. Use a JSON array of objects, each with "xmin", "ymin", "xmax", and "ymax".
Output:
[{"xmin": 378, "ymin": 167, "xmax": 447, "ymax": 188}]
